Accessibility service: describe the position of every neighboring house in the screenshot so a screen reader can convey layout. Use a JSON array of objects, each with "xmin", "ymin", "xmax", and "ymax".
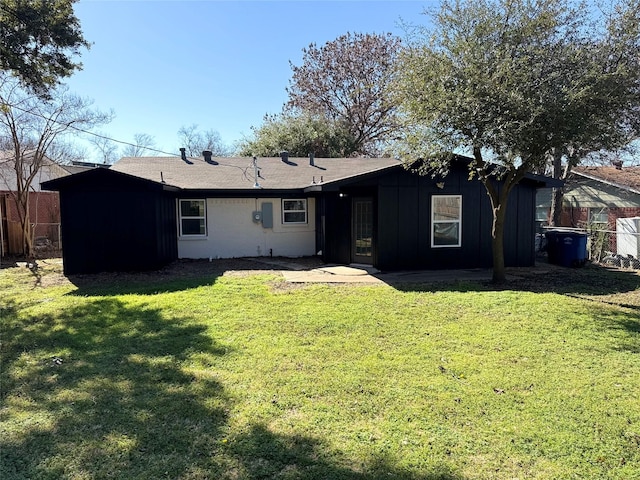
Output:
[
  {"xmin": 0, "ymin": 152, "xmax": 68, "ymax": 256},
  {"xmin": 0, "ymin": 153, "xmax": 106, "ymax": 256},
  {"xmin": 42, "ymin": 152, "xmax": 559, "ymax": 275},
  {"xmin": 537, "ymin": 164, "xmax": 640, "ymax": 228}
]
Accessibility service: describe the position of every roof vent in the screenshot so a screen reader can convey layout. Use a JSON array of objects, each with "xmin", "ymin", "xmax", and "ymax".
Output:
[
  {"xmin": 280, "ymin": 150, "xmax": 297, "ymax": 166},
  {"xmin": 612, "ymin": 159, "xmax": 623, "ymax": 170},
  {"xmin": 179, "ymin": 147, "xmax": 193, "ymax": 165},
  {"xmin": 203, "ymin": 150, "xmax": 217, "ymax": 165},
  {"xmin": 309, "ymin": 152, "xmax": 315, "ymax": 166}
]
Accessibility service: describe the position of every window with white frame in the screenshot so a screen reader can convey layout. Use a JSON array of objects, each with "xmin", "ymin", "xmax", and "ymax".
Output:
[
  {"xmin": 431, "ymin": 195, "xmax": 462, "ymax": 247},
  {"xmin": 179, "ymin": 199, "xmax": 206, "ymax": 236},
  {"xmin": 282, "ymin": 199, "xmax": 307, "ymax": 224},
  {"xmin": 589, "ymin": 208, "xmax": 608, "ymax": 224},
  {"xmin": 536, "ymin": 206, "xmax": 549, "ymax": 223}
]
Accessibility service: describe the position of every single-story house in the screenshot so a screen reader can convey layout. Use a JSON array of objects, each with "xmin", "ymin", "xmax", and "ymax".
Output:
[
  {"xmin": 42, "ymin": 152, "xmax": 559, "ymax": 275},
  {"xmin": 537, "ymin": 164, "xmax": 640, "ymax": 228},
  {"xmin": 0, "ymin": 153, "xmax": 107, "ymax": 256},
  {"xmin": 0, "ymin": 152, "xmax": 69, "ymax": 256}
]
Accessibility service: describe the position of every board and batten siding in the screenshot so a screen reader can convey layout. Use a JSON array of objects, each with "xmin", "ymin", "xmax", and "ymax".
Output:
[
  {"xmin": 322, "ymin": 164, "xmax": 539, "ymax": 270},
  {"xmin": 177, "ymin": 197, "xmax": 316, "ymax": 259},
  {"xmin": 375, "ymin": 169, "xmax": 537, "ymax": 270},
  {"xmin": 56, "ymin": 175, "xmax": 178, "ymax": 275}
]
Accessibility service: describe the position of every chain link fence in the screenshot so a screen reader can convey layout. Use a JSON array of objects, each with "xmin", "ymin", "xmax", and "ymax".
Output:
[
  {"xmin": 33, "ymin": 222, "xmax": 62, "ymax": 258},
  {"xmin": 538, "ymin": 224, "xmax": 640, "ymax": 270}
]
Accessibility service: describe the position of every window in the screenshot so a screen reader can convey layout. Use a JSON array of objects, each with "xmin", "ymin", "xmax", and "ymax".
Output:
[
  {"xmin": 432, "ymin": 195, "xmax": 462, "ymax": 247},
  {"xmin": 282, "ymin": 199, "xmax": 307, "ymax": 224},
  {"xmin": 179, "ymin": 199, "xmax": 206, "ymax": 236},
  {"xmin": 589, "ymin": 208, "xmax": 608, "ymax": 224},
  {"xmin": 536, "ymin": 206, "xmax": 549, "ymax": 223}
]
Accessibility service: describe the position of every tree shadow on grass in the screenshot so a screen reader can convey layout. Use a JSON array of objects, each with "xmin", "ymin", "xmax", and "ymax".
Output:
[
  {"xmin": 577, "ymin": 303, "xmax": 640, "ymax": 354},
  {"xmin": 65, "ymin": 258, "xmax": 293, "ymax": 296},
  {"xmin": 1, "ymin": 298, "xmax": 230, "ymax": 479},
  {"xmin": 1, "ymin": 297, "xmax": 464, "ymax": 480},
  {"xmin": 389, "ymin": 264, "xmax": 640, "ymax": 348},
  {"xmin": 66, "ymin": 269, "xmax": 226, "ymax": 296},
  {"xmin": 226, "ymin": 424, "xmax": 465, "ymax": 480},
  {"xmin": 391, "ymin": 263, "xmax": 640, "ymax": 300}
]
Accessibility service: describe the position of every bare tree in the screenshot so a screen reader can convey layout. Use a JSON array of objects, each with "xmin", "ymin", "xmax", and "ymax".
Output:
[
  {"xmin": 88, "ymin": 132, "xmax": 119, "ymax": 164},
  {"xmin": 0, "ymin": 77, "xmax": 112, "ymax": 257},
  {"xmin": 286, "ymin": 32, "xmax": 401, "ymax": 156},
  {"xmin": 121, "ymin": 132, "xmax": 157, "ymax": 157},
  {"xmin": 177, "ymin": 124, "xmax": 230, "ymax": 157}
]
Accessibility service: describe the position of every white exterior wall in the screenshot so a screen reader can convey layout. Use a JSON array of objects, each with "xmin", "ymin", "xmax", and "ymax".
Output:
[
  {"xmin": 177, "ymin": 197, "xmax": 316, "ymax": 259},
  {"xmin": 617, "ymin": 217, "xmax": 640, "ymax": 258}
]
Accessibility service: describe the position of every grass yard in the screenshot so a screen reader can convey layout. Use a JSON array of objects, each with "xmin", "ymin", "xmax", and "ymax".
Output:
[{"xmin": 1, "ymin": 259, "xmax": 639, "ymax": 480}]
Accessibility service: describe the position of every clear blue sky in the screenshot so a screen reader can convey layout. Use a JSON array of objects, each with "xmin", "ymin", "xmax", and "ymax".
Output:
[{"xmin": 65, "ymin": 0, "xmax": 435, "ymax": 160}]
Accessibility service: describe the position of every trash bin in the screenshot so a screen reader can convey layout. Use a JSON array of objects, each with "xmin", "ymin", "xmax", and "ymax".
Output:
[{"xmin": 545, "ymin": 230, "xmax": 588, "ymax": 267}]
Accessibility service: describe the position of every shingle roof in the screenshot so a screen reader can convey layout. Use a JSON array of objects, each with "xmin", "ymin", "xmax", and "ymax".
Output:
[
  {"xmin": 0, "ymin": 151, "xmax": 71, "ymax": 192},
  {"xmin": 573, "ymin": 165, "xmax": 640, "ymax": 194},
  {"xmin": 110, "ymin": 156, "xmax": 402, "ymax": 190}
]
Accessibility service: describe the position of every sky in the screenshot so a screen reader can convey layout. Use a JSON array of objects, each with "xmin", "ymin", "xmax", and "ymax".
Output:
[{"xmin": 64, "ymin": 0, "xmax": 436, "ymax": 161}]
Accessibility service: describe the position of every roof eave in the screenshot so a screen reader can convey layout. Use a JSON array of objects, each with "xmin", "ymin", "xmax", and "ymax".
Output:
[
  {"xmin": 572, "ymin": 170, "xmax": 640, "ymax": 195},
  {"xmin": 522, "ymin": 172, "xmax": 564, "ymax": 188},
  {"xmin": 304, "ymin": 163, "xmax": 402, "ymax": 191},
  {"xmin": 175, "ymin": 187, "xmax": 310, "ymax": 197},
  {"xmin": 41, "ymin": 167, "xmax": 168, "ymax": 191}
]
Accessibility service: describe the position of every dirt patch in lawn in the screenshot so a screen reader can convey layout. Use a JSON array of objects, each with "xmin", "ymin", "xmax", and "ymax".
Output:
[
  {"xmin": 32, "ymin": 257, "xmax": 325, "ymax": 293},
  {"xmin": 497, "ymin": 261, "xmax": 640, "ymax": 309},
  {"xmin": 7, "ymin": 256, "xmax": 640, "ymax": 307}
]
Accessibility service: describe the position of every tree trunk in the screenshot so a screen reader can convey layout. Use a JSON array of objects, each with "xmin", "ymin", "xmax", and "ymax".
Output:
[
  {"xmin": 11, "ymin": 182, "xmax": 34, "ymax": 258},
  {"xmin": 549, "ymin": 149, "xmax": 564, "ymax": 227},
  {"xmin": 490, "ymin": 201, "xmax": 507, "ymax": 283},
  {"xmin": 550, "ymin": 187, "xmax": 564, "ymax": 227},
  {"xmin": 480, "ymin": 177, "xmax": 509, "ymax": 284},
  {"xmin": 22, "ymin": 218, "xmax": 34, "ymax": 258},
  {"xmin": 473, "ymin": 148, "xmax": 513, "ymax": 284},
  {"xmin": 17, "ymin": 189, "xmax": 34, "ymax": 258}
]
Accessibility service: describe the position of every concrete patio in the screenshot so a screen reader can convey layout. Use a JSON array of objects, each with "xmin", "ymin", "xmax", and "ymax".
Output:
[{"xmin": 280, "ymin": 264, "xmax": 508, "ymax": 285}]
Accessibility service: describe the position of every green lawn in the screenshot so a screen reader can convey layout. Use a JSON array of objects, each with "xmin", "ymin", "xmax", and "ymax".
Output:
[{"xmin": 1, "ymin": 260, "xmax": 639, "ymax": 480}]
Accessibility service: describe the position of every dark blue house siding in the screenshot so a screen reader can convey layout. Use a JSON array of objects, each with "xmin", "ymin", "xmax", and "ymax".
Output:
[
  {"xmin": 48, "ymin": 170, "xmax": 178, "ymax": 275},
  {"xmin": 44, "ymin": 159, "xmax": 548, "ymax": 274},
  {"xmin": 322, "ymin": 163, "xmax": 541, "ymax": 271}
]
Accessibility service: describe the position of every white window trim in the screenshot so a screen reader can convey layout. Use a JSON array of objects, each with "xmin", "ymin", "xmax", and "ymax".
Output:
[
  {"xmin": 178, "ymin": 199, "xmax": 207, "ymax": 237},
  {"xmin": 588, "ymin": 208, "xmax": 608, "ymax": 224},
  {"xmin": 535, "ymin": 206, "xmax": 549, "ymax": 223},
  {"xmin": 282, "ymin": 198, "xmax": 308, "ymax": 225},
  {"xmin": 431, "ymin": 194, "xmax": 462, "ymax": 248}
]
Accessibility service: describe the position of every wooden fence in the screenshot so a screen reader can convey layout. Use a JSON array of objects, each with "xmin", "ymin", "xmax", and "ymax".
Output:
[{"xmin": 1, "ymin": 221, "xmax": 61, "ymax": 257}]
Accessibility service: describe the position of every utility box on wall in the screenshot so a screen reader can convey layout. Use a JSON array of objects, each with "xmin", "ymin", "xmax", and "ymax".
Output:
[
  {"xmin": 261, "ymin": 202, "xmax": 273, "ymax": 228},
  {"xmin": 617, "ymin": 217, "xmax": 640, "ymax": 258}
]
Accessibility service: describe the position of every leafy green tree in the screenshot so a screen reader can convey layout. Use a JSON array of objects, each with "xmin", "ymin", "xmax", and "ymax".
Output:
[
  {"xmin": 396, "ymin": 0, "xmax": 640, "ymax": 282},
  {"xmin": 546, "ymin": 0, "xmax": 640, "ymax": 225},
  {"xmin": 0, "ymin": 0, "xmax": 89, "ymax": 96},
  {"xmin": 237, "ymin": 113, "xmax": 357, "ymax": 158},
  {"xmin": 287, "ymin": 32, "xmax": 401, "ymax": 156}
]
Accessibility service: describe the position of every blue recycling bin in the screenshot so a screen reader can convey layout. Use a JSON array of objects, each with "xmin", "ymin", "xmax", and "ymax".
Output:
[{"xmin": 545, "ymin": 230, "xmax": 588, "ymax": 267}]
